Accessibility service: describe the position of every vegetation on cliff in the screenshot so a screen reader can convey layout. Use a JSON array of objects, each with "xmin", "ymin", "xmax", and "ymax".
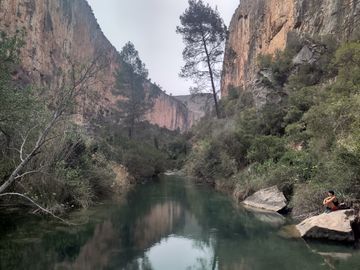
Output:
[
  {"xmin": 185, "ymin": 34, "xmax": 360, "ymax": 219},
  {"xmin": 115, "ymin": 42, "xmax": 159, "ymax": 139},
  {"xmin": 0, "ymin": 33, "xmax": 186, "ymax": 215}
]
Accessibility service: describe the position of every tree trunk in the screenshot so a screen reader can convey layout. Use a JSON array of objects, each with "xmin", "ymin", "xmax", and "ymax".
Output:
[
  {"xmin": 0, "ymin": 113, "xmax": 59, "ymax": 194},
  {"xmin": 0, "ymin": 127, "xmax": 11, "ymax": 155},
  {"xmin": 202, "ymin": 36, "xmax": 220, "ymax": 119}
]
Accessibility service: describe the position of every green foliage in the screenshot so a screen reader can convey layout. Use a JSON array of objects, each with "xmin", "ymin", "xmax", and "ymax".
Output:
[
  {"xmin": 0, "ymin": 33, "xmax": 117, "ymax": 211},
  {"xmin": 115, "ymin": 42, "xmax": 158, "ymax": 138},
  {"xmin": 257, "ymin": 54, "xmax": 273, "ymax": 69},
  {"xmin": 177, "ymin": 0, "xmax": 227, "ymax": 118},
  {"xmin": 247, "ymin": 136, "xmax": 285, "ymax": 163},
  {"xmin": 334, "ymin": 42, "xmax": 360, "ymax": 93},
  {"xmin": 123, "ymin": 146, "xmax": 166, "ymax": 180},
  {"xmin": 185, "ymin": 139, "xmax": 237, "ymax": 181},
  {"xmin": 91, "ymin": 115, "xmax": 186, "ymax": 181},
  {"xmin": 186, "ymin": 38, "xmax": 360, "ymax": 218}
]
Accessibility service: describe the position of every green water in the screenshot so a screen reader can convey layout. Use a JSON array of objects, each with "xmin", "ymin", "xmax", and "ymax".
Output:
[{"xmin": 1, "ymin": 175, "xmax": 360, "ymax": 270}]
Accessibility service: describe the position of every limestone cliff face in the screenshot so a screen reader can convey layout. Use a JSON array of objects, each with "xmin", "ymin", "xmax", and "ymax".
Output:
[
  {"xmin": 0, "ymin": 0, "xmax": 193, "ymax": 131},
  {"xmin": 174, "ymin": 94, "xmax": 214, "ymax": 123},
  {"xmin": 146, "ymin": 91, "xmax": 194, "ymax": 131},
  {"xmin": 222, "ymin": 0, "xmax": 360, "ymax": 98}
]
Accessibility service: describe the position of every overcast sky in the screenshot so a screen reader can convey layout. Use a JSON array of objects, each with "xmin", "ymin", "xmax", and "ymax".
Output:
[{"xmin": 86, "ymin": 0, "xmax": 239, "ymax": 96}]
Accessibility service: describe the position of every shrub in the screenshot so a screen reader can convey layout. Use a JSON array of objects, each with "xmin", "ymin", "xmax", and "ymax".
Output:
[{"xmin": 247, "ymin": 136, "xmax": 285, "ymax": 163}]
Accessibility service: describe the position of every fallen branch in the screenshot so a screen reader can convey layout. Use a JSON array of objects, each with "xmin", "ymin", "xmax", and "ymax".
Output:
[{"xmin": 0, "ymin": 192, "xmax": 76, "ymax": 226}]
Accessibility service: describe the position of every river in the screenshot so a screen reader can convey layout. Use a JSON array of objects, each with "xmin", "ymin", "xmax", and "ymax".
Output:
[{"xmin": 1, "ymin": 174, "xmax": 360, "ymax": 270}]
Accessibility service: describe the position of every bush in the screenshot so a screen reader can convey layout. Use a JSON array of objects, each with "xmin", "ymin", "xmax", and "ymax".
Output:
[
  {"xmin": 185, "ymin": 139, "xmax": 237, "ymax": 182},
  {"xmin": 247, "ymin": 136, "xmax": 285, "ymax": 163},
  {"xmin": 123, "ymin": 142, "xmax": 167, "ymax": 180}
]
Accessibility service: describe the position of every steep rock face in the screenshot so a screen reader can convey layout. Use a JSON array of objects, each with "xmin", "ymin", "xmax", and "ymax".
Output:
[
  {"xmin": 222, "ymin": 0, "xmax": 360, "ymax": 98},
  {"xmin": 174, "ymin": 94, "xmax": 213, "ymax": 123},
  {"xmin": 0, "ymin": 0, "xmax": 193, "ymax": 131},
  {"xmin": 146, "ymin": 92, "xmax": 194, "ymax": 131}
]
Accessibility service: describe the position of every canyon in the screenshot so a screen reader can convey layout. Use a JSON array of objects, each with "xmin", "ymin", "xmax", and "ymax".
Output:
[
  {"xmin": 0, "ymin": 0, "xmax": 199, "ymax": 131},
  {"xmin": 222, "ymin": 0, "xmax": 360, "ymax": 104}
]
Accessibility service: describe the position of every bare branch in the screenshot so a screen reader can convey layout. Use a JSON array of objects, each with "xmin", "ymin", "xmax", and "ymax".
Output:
[
  {"xmin": 0, "ymin": 193, "xmax": 76, "ymax": 225},
  {"xmin": 14, "ymin": 165, "xmax": 46, "ymax": 179}
]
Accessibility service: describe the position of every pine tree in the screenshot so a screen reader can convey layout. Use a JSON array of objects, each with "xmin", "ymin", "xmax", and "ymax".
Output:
[
  {"xmin": 177, "ymin": 0, "xmax": 227, "ymax": 118},
  {"xmin": 115, "ymin": 42, "xmax": 158, "ymax": 139}
]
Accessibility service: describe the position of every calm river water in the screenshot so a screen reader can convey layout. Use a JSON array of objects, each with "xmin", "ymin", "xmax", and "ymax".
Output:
[{"xmin": 1, "ymin": 174, "xmax": 360, "ymax": 270}]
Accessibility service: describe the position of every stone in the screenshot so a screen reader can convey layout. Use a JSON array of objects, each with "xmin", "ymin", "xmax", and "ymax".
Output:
[
  {"xmin": 296, "ymin": 209, "xmax": 356, "ymax": 242},
  {"xmin": 242, "ymin": 186, "xmax": 287, "ymax": 212},
  {"xmin": 293, "ymin": 45, "xmax": 314, "ymax": 65}
]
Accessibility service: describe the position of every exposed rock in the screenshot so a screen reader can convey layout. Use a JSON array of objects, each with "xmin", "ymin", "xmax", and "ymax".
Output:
[
  {"xmin": 146, "ymin": 92, "xmax": 194, "ymax": 131},
  {"xmin": 0, "ymin": 0, "xmax": 196, "ymax": 131},
  {"xmin": 174, "ymin": 94, "xmax": 214, "ymax": 123},
  {"xmin": 222, "ymin": 0, "xmax": 360, "ymax": 100},
  {"xmin": 296, "ymin": 209, "xmax": 356, "ymax": 242},
  {"xmin": 293, "ymin": 45, "xmax": 314, "ymax": 65},
  {"xmin": 242, "ymin": 186, "xmax": 287, "ymax": 212}
]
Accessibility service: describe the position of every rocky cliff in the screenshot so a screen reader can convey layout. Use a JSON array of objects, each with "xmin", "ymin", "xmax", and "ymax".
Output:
[
  {"xmin": 174, "ymin": 94, "xmax": 213, "ymax": 123},
  {"xmin": 0, "ymin": 0, "xmax": 194, "ymax": 131},
  {"xmin": 222, "ymin": 0, "xmax": 360, "ymax": 100}
]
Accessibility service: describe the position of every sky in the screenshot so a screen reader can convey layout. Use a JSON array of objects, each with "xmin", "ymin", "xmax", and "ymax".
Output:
[{"xmin": 86, "ymin": 0, "xmax": 239, "ymax": 96}]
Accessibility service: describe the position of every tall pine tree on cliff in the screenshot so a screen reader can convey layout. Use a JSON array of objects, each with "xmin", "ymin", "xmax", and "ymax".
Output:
[
  {"xmin": 177, "ymin": 0, "xmax": 226, "ymax": 119},
  {"xmin": 115, "ymin": 42, "xmax": 158, "ymax": 139}
]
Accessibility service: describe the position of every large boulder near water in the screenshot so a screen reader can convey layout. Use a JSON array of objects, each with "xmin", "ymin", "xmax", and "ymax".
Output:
[
  {"xmin": 296, "ymin": 210, "xmax": 356, "ymax": 242},
  {"xmin": 242, "ymin": 186, "xmax": 287, "ymax": 212}
]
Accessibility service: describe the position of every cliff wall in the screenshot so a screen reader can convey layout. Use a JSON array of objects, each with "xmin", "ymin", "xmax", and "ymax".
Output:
[
  {"xmin": 0, "ymin": 0, "xmax": 194, "ymax": 131},
  {"xmin": 222, "ymin": 0, "xmax": 360, "ymax": 99}
]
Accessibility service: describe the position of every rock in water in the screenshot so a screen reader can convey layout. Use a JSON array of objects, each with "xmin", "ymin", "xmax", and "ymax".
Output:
[
  {"xmin": 242, "ymin": 186, "xmax": 287, "ymax": 212},
  {"xmin": 296, "ymin": 210, "xmax": 356, "ymax": 242}
]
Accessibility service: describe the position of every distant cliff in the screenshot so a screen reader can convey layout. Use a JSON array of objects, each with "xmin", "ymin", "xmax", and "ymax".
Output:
[
  {"xmin": 0, "ymin": 0, "xmax": 195, "ymax": 131},
  {"xmin": 222, "ymin": 0, "xmax": 360, "ymax": 102},
  {"xmin": 174, "ymin": 94, "xmax": 213, "ymax": 123}
]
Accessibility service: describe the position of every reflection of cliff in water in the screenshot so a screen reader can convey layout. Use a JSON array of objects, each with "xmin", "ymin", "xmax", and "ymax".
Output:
[
  {"xmin": 134, "ymin": 201, "xmax": 184, "ymax": 249},
  {"xmin": 56, "ymin": 221, "xmax": 117, "ymax": 270},
  {"xmin": 56, "ymin": 201, "xmax": 185, "ymax": 270}
]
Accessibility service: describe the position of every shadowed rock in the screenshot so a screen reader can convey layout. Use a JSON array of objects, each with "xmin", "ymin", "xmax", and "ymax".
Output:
[{"xmin": 242, "ymin": 186, "xmax": 287, "ymax": 212}]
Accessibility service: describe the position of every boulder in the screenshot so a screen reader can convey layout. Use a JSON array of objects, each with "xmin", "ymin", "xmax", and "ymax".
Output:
[
  {"xmin": 296, "ymin": 209, "xmax": 356, "ymax": 242},
  {"xmin": 242, "ymin": 186, "xmax": 287, "ymax": 212},
  {"xmin": 293, "ymin": 45, "xmax": 314, "ymax": 65}
]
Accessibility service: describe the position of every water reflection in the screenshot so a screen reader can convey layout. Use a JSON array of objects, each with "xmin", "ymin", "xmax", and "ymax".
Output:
[
  {"xmin": 134, "ymin": 201, "xmax": 184, "ymax": 250},
  {"xmin": 56, "ymin": 220, "xmax": 117, "ymax": 270},
  {"xmin": 1, "ymin": 175, "xmax": 360, "ymax": 270}
]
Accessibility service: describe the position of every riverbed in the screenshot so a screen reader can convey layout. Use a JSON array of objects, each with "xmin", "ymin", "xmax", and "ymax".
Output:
[{"xmin": 1, "ymin": 174, "xmax": 360, "ymax": 270}]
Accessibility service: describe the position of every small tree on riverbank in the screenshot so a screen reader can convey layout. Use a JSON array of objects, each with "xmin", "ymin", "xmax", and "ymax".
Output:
[{"xmin": 177, "ymin": 0, "xmax": 227, "ymax": 119}]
